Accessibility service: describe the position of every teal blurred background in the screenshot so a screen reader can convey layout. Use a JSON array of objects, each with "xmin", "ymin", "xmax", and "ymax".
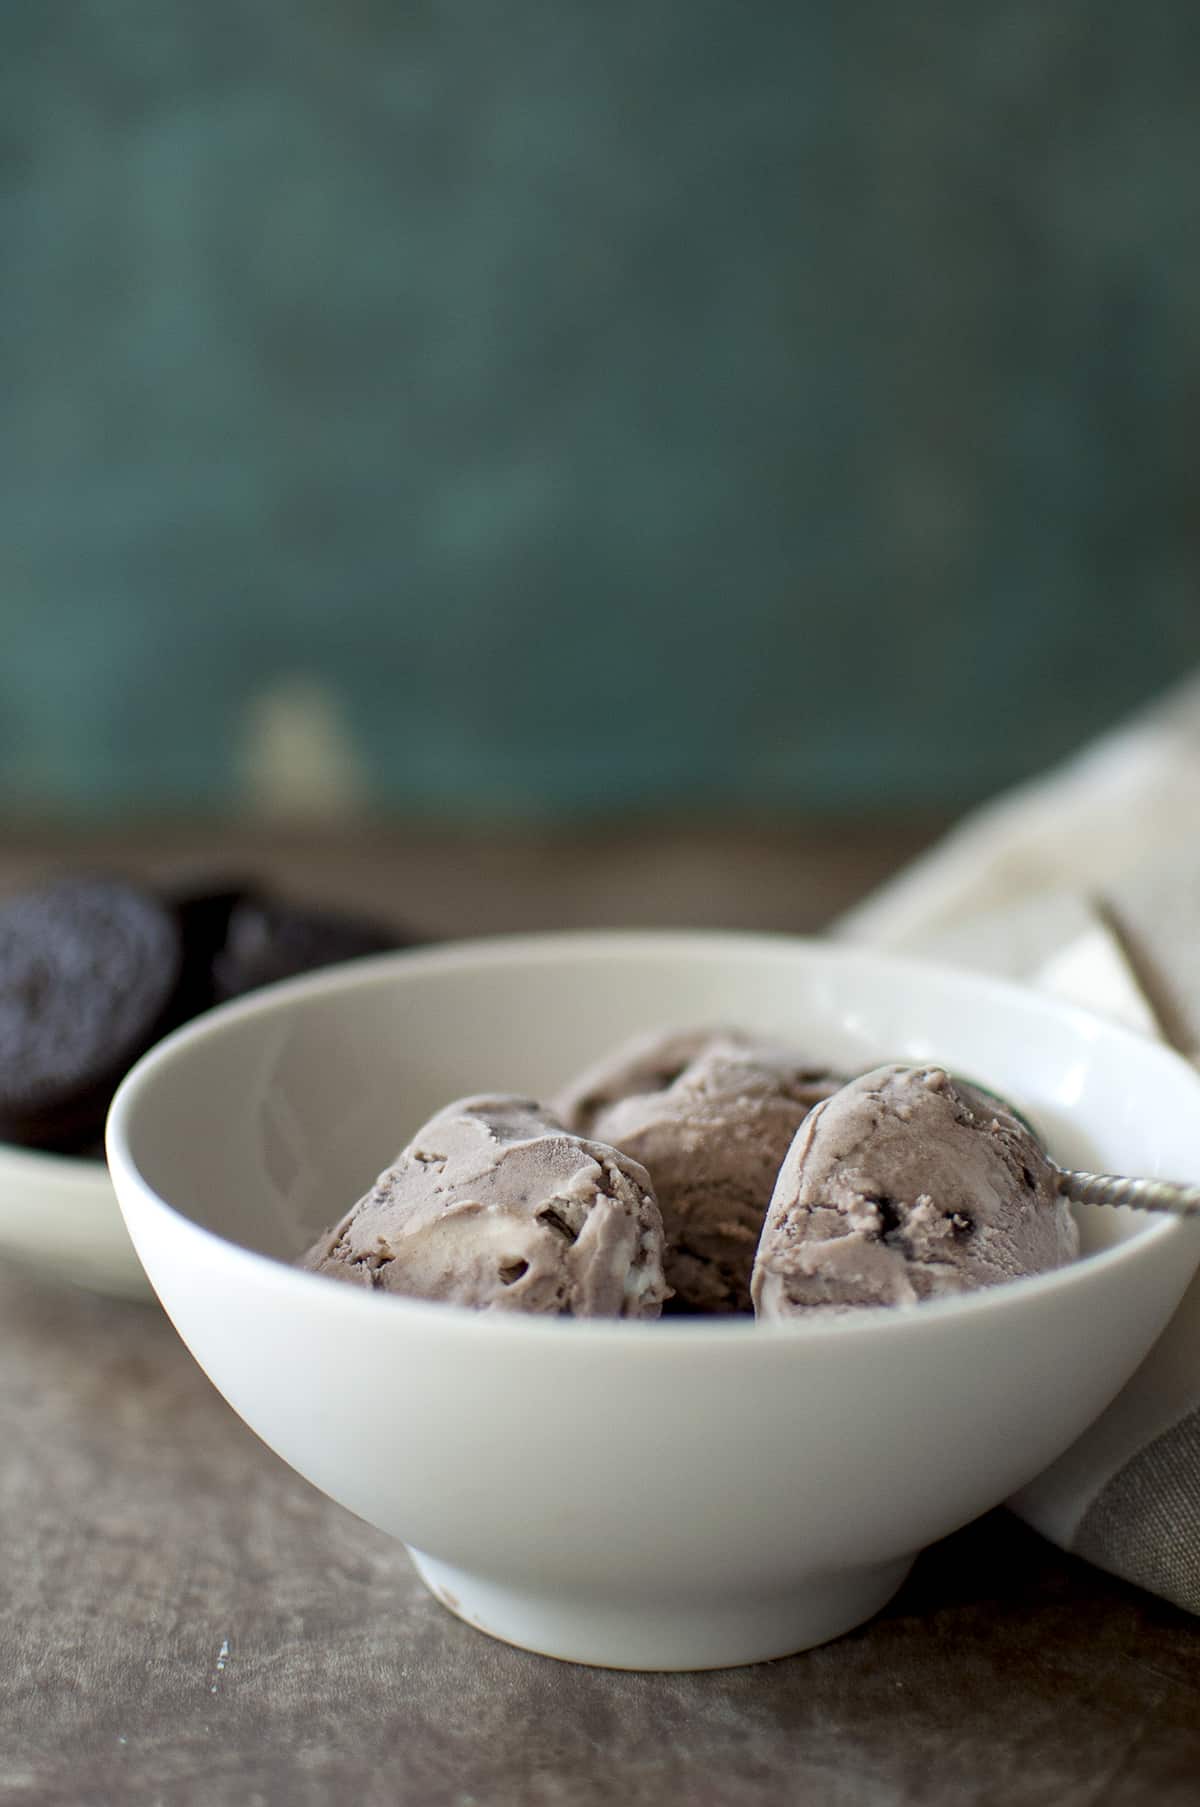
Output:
[{"xmin": 4, "ymin": 3, "xmax": 1199, "ymax": 821}]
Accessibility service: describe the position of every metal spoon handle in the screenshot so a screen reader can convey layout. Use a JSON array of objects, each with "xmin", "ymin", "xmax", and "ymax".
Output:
[{"xmin": 1056, "ymin": 1170, "xmax": 1200, "ymax": 1218}]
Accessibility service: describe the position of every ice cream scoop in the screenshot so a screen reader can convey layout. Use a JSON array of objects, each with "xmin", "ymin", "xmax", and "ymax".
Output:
[
  {"xmin": 300, "ymin": 1095, "xmax": 669, "ymax": 1318},
  {"xmin": 560, "ymin": 1030, "xmax": 843, "ymax": 1314},
  {"xmin": 1050, "ymin": 1167, "xmax": 1200, "ymax": 1216},
  {"xmin": 555, "ymin": 1025, "xmax": 749, "ymax": 1139},
  {"xmin": 751, "ymin": 1063, "xmax": 1080, "ymax": 1317}
]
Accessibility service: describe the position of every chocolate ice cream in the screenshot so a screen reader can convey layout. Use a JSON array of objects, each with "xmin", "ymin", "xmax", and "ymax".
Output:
[
  {"xmin": 555, "ymin": 1026, "xmax": 746, "ymax": 1139},
  {"xmin": 561, "ymin": 1031, "xmax": 841, "ymax": 1314},
  {"xmin": 752, "ymin": 1064, "xmax": 1079, "ymax": 1317},
  {"xmin": 301, "ymin": 1096, "xmax": 669, "ymax": 1318}
]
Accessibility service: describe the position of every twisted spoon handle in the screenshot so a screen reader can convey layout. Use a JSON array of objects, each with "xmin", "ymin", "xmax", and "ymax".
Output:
[{"xmin": 1057, "ymin": 1170, "xmax": 1200, "ymax": 1218}]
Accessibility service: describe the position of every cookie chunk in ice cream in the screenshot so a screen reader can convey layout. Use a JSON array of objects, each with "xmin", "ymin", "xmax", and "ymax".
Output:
[
  {"xmin": 561, "ymin": 1030, "xmax": 842, "ymax": 1314},
  {"xmin": 300, "ymin": 1096, "xmax": 669, "ymax": 1318},
  {"xmin": 752, "ymin": 1064, "xmax": 1079, "ymax": 1317}
]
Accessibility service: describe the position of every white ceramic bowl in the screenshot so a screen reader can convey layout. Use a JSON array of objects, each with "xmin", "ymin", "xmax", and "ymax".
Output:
[{"xmin": 107, "ymin": 933, "xmax": 1200, "ymax": 1671}]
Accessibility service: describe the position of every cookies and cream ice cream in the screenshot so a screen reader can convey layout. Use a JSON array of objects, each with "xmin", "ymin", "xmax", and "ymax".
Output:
[
  {"xmin": 300, "ymin": 1096, "xmax": 669, "ymax": 1318},
  {"xmin": 555, "ymin": 1026, "xmax": 746, "ymax": 1139},
  {"xmin": 752, "ymin": 1063, "xmax": 1079, "ymax": 1317},
  {"xmin": 561, "ymin": 1030, "xmax": 842, "ymax": 1314}
]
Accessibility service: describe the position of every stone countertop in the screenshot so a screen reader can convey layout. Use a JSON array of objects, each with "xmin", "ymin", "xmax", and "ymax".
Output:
[
  {"xmin": 5, "ymin": 1267, "xmax": 1198, "ymax": 1807},
  {"xmin": 2, "ymin": 823, "xmax": 1198, "ymax": 1806}
]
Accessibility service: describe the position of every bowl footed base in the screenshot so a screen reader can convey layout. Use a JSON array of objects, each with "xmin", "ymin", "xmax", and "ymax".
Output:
[{"xmin": 407, "ymin": 1548, "xmax": 914, "ymax": 1671}]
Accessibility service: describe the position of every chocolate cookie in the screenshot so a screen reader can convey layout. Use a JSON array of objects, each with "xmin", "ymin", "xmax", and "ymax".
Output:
[
  {"xmin": 166, "ymin": 879, "xmax": 255, "ymax": 1019},
  {"xmin": 0, "ymin": 877, "xmax": 184, "ymax": 1152},
  {"xmin": 211, "ymin": 895, "xmax": 404, "ymax": 1002}
]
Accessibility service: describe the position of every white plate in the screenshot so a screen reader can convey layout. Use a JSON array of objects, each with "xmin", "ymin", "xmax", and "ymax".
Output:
[{"xmin": 0, "ymin": 1141, "xmax": 149, "ymax": 1298}]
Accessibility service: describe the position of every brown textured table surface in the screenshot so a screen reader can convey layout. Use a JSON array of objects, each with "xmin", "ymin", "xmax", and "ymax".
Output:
[{"xmin": 3, "ymin": 822, "xmax": 1199, "ymax": 1807}]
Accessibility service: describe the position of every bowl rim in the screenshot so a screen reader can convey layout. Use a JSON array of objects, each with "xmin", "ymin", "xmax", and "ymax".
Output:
[{"xmin": 106, "ymin": 928, "xmax": 1200, "ymax": 1348}]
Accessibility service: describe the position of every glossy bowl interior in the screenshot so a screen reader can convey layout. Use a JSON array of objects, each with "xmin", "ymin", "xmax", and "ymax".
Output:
[{"xmin": 107, "ymin": 933, "xmax": 1200, "ymax": 1669}]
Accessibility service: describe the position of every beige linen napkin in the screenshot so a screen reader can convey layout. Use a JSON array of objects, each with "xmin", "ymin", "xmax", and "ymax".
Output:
[{"xmin": 835, "ymin": 673, "xmax": 1200, "ymax": 1614}]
